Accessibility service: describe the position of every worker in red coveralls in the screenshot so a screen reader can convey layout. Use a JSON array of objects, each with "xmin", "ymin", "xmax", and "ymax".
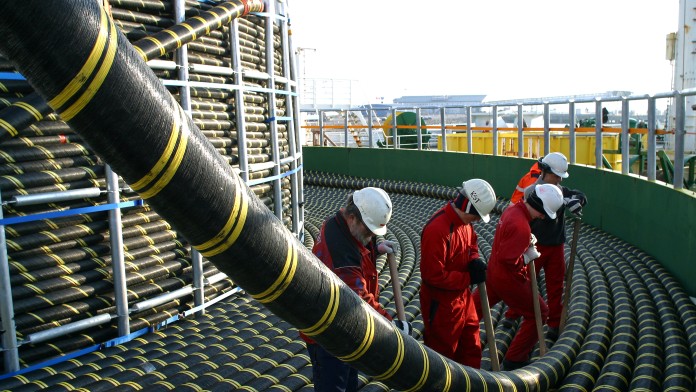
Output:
[
  {"xmin": 419, "ymin": 179, "xmax": 497, "ymax": 368},
  {"xmin": 504, "ymin": 152, "xmax": 587, "ymax": 341},
  {"xmin": 473, "ymin": 183, "xmax": 564, "ymax": 371},
  {"xmin": 300, "ymin": 187, "xmax": 410, "ymax": 392}
]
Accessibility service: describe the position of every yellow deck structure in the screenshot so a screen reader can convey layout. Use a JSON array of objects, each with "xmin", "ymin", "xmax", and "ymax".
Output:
[{"xmin": 439, "ymin": 131, "xmax": 623, "ymax": 167}]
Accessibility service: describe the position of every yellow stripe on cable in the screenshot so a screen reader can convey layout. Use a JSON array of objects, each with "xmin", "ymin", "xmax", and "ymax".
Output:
[
  {"xmin": 300, "ymin": 275, "xmax": 340, "ymax": 337},
  {"xmin": 133, "ymin": 46, "xmax": 146, "ymax": 61},
  {"xmin": 60, "ymin": 18, "xmax": 118, "ymax": 121},
  {"xmin": 208, "ymin": 10, "xmax": 222, "ymax": 28},
  {"xmin": 198, "ymin": 174, "xmax": 248, "ymax": 257},
  {"xmin": 491, "ymin": 371, "xmax": 507, "ymax": 391},
  {"xmin": 142, "ymin": 36, "xmax": 166, "ymax": 57},
  {"xmin": 0, "ymin": 119, "xmax": 18, "ymax": 137},
  {"xmin": 179, "ymin": 23, "xmax": 196, "ymax": 40},
  {"xmin": 440, "ymin": 355, "xmax": 452, "ymax": 392},
  {"xmin": 374, "ymin": 330, "xmax": 405, "ymax": 380},
  {"xmin": 163, "ymin": 30, "xmax": 182, "ymax": 50},
  {"xmin": 338, "ymin": 302, "xmax": 374, "ymax": 362},
  {"xmin": 48, "ymin": 5, "xmax": 109, "ymax": 111},
  {"xmin": 132, "ymin": 102, "xmax": 189, "ymax": 198},
  {"xmin": 401, "ymin": 343, "xmax": 432, "ymax": 392},
  {"xmin": 191, "ymin": 16, "xmax": 210, "ymax": 35},
  {"xmin": 15, "ymin": 101, "xmax": 43, "ymax": 120},
  {"xmin": 253, "ymin": 238, "xmax": 298, "ymax": 304}
]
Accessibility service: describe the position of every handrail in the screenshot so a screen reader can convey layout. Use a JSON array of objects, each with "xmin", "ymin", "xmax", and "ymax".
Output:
[{"xmin": 300, "ymin": 90, "xmax": 696, "ymax": 191}]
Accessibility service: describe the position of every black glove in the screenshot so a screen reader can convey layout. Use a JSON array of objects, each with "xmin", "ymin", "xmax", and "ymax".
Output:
[
  {"xmin": 564, "ymin": 196, "xmax": 583, "ymax": 216},
  {"xmin": 393, "ymin": 319, "xmax": 412, "ymax": 336},
  {"xmin": 573, "ymin": 192, "xmax": 587, "ymax": 206},
  {"xmin": 468, "ymin": 258, "xmax": 487, "ymax": 285}
]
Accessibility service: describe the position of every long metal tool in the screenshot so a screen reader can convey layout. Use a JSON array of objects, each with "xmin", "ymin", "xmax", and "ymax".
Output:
[
  {"xmin": 387, "ymin": 253, "xmax": 406, "ymax": 321},
  {"xmin": 529, "ymin": 259, "xmax": 547, "ymax": 356},
  {"xmin": 559, "ymin": 217, "xmax": 581, "ymax": 333},
  {"xmin": 478, "ymin": 282, "xmax": 500, "ymax": 371}
]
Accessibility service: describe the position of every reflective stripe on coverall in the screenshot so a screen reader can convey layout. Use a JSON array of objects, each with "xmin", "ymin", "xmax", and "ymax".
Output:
[{"xmin": 510, "ymin": 162, "xmax": 541, "ymax": 204}]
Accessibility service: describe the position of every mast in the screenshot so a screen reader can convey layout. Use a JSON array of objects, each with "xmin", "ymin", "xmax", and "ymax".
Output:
[{"xmin": 669, "ymin": 0, "xmax": 696, "ymax": 152}]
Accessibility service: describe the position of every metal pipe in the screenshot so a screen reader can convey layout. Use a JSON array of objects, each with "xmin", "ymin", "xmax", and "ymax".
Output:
[
  {"xmin": 440, "ymin": 107, "xmax": 447, "ymax": 152},
  {"xmin": 106, "ymin": 165, "xmax": 129, "ymax": 335},
  {"xmin": 174, "ymin": 0, "xmax": 191, "ymax": 116},
  {"xmin": 647, "ymin": 97, "xmax": 657, "ymax": 181},
  {"xmin": 492, "ymin": 105, "xmax": 498, "ymax": 156},
  {"xmin": 674, "ymin": 91, "xmax": 686, "ymax": 189},
  {"xmin": 569, "ymin": 101, "xmax": 576, "ymax": 164},
  {"xmin": 189, "ymin": 63, "xmax": 235, "ymax": 76},
  {"xmin": 264, "ymin": 1, "xmax": 282, "ymax": 219},
  {"xmin": 242, "ymin": 69, "xmax": 270, "ymax": 80},
  {"xmin": 595, "ymin": 100, "xmax": 603, "ymax": 169},
  {"xmin": 10, "ymin": 187, "xmax": 101, "ymax": 206},
  {"xmin": 192, "ymin": 249, "xmax": 205, "ymax": 311},
  {"xmin": 466, "ymin": 106, "xmax": 472, "ymax": 154},
  {"xmin": 416, "ymin": 107, "xmax": 422, "ymax": 150},
  {"xmin": 621, "ymin": 98, "xmax": 630, "ymax": 174},
  {"xmin": 319, "ymin": 110, "xmax": 324, "ymax": 146},
  {"xmin": 25, "ymin": 314, "xmax": 112, "ymax": 345},
  {"xmin": 174, "ymin": 0, "xmax": 204, "ymax": 314},
  {"xmin": 231, "ymin": 19, "xmax": 249, "ymax": 182},
  {"xmin": 517, "ymin": 104, "xmax": 524, "ymax": 158},
  {"xmin": 130, "ymin": 286, "xmax": 193, "ymax": 313},
  {"xmin": 0, "ymin": 190, "xmax": 20, "ymax": 373},
  {"xmin": 343, "ymin": 110, "xmax": 349, "ymax": 147},
  {"xmin": 368, "ymin": 108, "xmax": 374, "ymax": 148},
  {"xmin": 391, "ymin": 108, "xmax": 397, "ymax": 149},
  {"xmin": 543, "ymin": 102, "xmax": 550, "ymax": 156},
  {"xmin": 278, "ymin": 2, "xmax": 300, "ymax": 235},
  {"xmin": 287, "ymin": 18, "xmax": 305, "ymax": 242},
  {"xmin": 146, "ymin": 60, "xmax": 177, "ymax": 70},
  {"xmin": 205, "ymin": 272, "xmax": 229, "ymax": 285}
]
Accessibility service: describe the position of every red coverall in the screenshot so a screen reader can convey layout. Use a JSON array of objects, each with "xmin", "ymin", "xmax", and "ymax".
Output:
[
  {"xmin": 507, "ymin": 180, "xmax": 584, "ymax": 329},
  {"xmin": 420, "ymin": 202, "xmax": 482, "ymax": 368},
  {"xmin": 300, "ymin": 209, "xmax": 391, "ymax": 346},
  {"xmin": 510, "ymin": 162, "xmax": 541, "ymax": 204},
  {"xmin": 473, "ymin": 201, "xmax": 548, "ymax": 363}
]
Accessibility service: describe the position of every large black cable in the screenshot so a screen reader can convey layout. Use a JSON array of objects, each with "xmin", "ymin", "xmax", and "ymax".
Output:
[{"xmin": 1, "ymin": 0, "xmax": 694, "ymax": 387}]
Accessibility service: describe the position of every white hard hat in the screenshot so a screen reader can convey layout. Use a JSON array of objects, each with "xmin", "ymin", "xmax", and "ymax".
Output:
[
  {"xmin": 353, "ymin": 187, "xmax": 392, "ymax": 235},
  {"xmin": 528, "ymin": 183, "xmax": 564, "ymax": 219},
  {"xmin": 541, "ymin": 152, "xmax": 569, "ymax": 178},
  {"xmin": 461, "ymin": 179, "xmax": 496, "ymax": 223}
]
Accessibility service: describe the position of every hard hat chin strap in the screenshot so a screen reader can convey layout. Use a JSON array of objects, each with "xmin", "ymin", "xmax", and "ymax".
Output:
[
  {"xmin": 455, "ymin": 192, "xmax": 481, "ymax": 217},
  {"xmin": 526, "ymin": 193, "xmax": 546, "ymax": 216},
  {"xmin": 465, "ymin": 200, "xmax": 480, "ymax": 217},
  {"xmin": 453, "ymin": 192, "xmax": 466, "ymax": 209}
]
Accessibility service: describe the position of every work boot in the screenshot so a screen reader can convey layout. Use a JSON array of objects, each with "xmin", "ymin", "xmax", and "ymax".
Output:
[{"xmin": 502, "ymin": 359, "xmax": 530, "ymax": 371}]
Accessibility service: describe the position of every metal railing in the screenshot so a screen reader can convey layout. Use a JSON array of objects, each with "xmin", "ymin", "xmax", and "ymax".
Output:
[{"xmin": 301, "ymin": 90, "xmax": 696, "ymax": 191}]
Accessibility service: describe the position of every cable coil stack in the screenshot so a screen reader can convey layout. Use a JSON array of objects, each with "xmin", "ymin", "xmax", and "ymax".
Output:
[
  {"xmin": 0, "ymin": 0, "xmax": 302, "ymax": 372},
  {"xmin": 302, "ymin": 172, "xmax": 696, "ymax": 391}
]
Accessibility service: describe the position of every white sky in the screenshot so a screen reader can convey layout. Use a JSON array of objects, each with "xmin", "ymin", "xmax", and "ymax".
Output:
[{"xmin": 288, "ymin": 0, "xmax": 679, "ymax": 104}]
